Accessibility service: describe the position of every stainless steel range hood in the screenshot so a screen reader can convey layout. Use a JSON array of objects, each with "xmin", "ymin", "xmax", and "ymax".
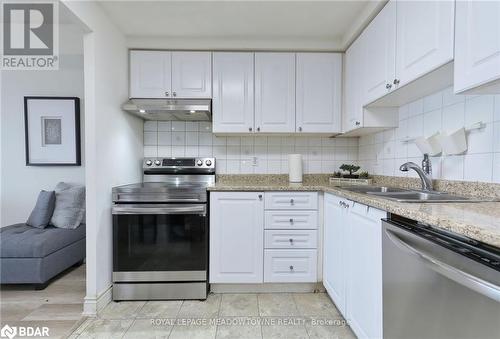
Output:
[{"xmin": 122, "ymin": 98, "xmax": 211, "ymax": 121}]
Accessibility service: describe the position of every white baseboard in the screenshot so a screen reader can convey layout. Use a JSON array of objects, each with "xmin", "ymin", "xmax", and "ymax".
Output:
[
  {"xmin": 82, "ymin": 285, "xmax": 112, "ymax": 316},
  {"xmin": 210, "ymin": 283, "xmax": 325, "ymax": 294}
]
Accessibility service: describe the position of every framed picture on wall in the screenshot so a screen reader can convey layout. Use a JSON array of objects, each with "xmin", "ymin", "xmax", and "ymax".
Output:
[{"xmin": 24, "ymin": 97, "xmax": 81, "ymax": 166}]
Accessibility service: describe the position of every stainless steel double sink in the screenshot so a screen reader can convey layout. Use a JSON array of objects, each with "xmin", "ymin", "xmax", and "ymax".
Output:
[{"xmin": 339, "ymin": 185, "xmax": 493, "ymax": 203}]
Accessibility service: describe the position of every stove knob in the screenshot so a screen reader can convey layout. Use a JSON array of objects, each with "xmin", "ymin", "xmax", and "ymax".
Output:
[
  {"xmin": 154, "ymin": 160, "xmax": 161, "ymax": 166},
  {"xmin": 145, "ymin": 160, "xmax": 152, "ymax": 166},
  {"xmin": 205, "ymin": 159, "xmax": 212, "ymax": 166},
  {"xmin": 197, "ymin": 160, "xmax": 203, "ymax": 166}
]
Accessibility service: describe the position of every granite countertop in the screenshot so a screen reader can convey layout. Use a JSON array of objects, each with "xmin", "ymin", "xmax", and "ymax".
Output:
[{"xmin": 208, "ymin": 178, "xmax": 500, "ymax": 248}]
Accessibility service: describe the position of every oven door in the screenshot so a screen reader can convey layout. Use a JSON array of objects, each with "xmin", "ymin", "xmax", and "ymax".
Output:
[{"xmin": 112, "ymin": 204, "xmax": 207, "ymax": 282}]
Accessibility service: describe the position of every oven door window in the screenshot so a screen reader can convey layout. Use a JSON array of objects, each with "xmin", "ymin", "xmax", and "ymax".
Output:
[{"xmin": 113, "ymin": 213, "xmax": 207, "ymax": 272}]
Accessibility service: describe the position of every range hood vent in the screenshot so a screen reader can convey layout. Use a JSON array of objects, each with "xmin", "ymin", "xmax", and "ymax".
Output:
[{"xmin": 122, "ymin": 98, "xmax": 211, "ymax": 121}]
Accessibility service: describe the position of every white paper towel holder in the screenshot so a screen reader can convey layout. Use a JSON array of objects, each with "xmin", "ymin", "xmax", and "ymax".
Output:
[{"xmin": 288, "ymin": 154, "xmax": 303, "ymax": 183}]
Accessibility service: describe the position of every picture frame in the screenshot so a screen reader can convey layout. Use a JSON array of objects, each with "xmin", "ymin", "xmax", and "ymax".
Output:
[{"xmin": 24, "ymin": 96, "xmax": 81, "ymax": 166}]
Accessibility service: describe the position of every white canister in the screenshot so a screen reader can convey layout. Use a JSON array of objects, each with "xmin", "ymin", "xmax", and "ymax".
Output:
[{"xmin": 288, "ymin": 154, "xmax": 303, "ymax": 183}]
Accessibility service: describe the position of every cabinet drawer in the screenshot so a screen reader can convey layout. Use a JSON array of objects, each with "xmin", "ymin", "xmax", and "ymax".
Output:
[
  {"xmin": 265, "ymin": 230, "xmax": 317, "ymax": 249},
  {"xmin": 264, "ymin": 210, "xmax": 318, "ymax": 230},
  {"xmin": 264, "ymin": 249, "xmax": 317, "ymax": 283},
  {"xmin": 265, "ymin": 192, "xmax": 318, "ymax": 210}
]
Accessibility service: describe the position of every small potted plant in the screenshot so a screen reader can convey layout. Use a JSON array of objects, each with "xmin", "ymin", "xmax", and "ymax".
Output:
[
  {"xmin": 332, "ymin": 171, "xmax": 342, "ymax": 178},
  {"xmin": 339, "ymin": 164, "xmax": 361, "ymax": 179},
  {"xmin": 359, "ymin": 171, "xmax": 369, "ymax": 179}
]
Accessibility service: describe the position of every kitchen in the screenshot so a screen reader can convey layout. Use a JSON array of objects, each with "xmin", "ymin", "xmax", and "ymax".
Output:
[{"xmin": 1, "ymin": 0, "xmax": 499, "ymax": 338}]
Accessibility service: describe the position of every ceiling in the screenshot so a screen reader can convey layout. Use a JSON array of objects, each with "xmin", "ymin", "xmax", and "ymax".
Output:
[{"xmin": 98, "ymin": 0, "xmax": 385, "ymax": 51}]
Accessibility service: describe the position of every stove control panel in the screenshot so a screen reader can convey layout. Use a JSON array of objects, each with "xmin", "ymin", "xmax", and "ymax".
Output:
[{"xmin": 143, "ymin": 157, "xmax": 216, "ymax": 169}]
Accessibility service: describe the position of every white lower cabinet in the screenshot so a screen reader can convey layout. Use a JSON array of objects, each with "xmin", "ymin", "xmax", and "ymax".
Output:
[
  {"xmin": 264, "ymin": 249, "xmax": 317, "ymax": 283},
  {"xmin": 209, "ymin": 192, "xmax": 264, "ymax": 283},
  {"xmin": 210, "ymin": 191, "xmax": 318, "ymax": 284},
  {"xmin": 323, "ymin": 193, "xmax": 385, "ymax": 339}
]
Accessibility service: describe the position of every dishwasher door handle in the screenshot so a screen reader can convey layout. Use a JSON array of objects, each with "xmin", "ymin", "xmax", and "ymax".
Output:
[{"xmin": 385, "ymin": 228, "xmax": 500, "ymax": 303}]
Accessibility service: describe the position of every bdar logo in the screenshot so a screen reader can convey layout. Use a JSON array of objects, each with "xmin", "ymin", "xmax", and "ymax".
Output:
[{"xmin": 0, "ymin": 324, "xmax": 17, "ymax": 339}]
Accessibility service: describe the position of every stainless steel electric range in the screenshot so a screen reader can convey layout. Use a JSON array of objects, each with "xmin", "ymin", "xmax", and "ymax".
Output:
[{"xmin": 111, "ymin": 157, "xmax": 215, "ymax": 301}]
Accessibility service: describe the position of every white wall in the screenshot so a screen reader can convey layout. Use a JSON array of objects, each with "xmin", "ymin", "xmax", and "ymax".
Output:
[
  {"xmin": 0, "ymin": 24, "xmax": 85, "ymax": 226},
  {"xmin": 358, "ymin": 87, "xmax": 500, "ymax": 183},
  {"xmin": 62, "ymin": 1, "xmax": 143, "ymax": 315},
  {"xmin": 143, "ymin": 121, "xmax": 359, "ymax": 174}
]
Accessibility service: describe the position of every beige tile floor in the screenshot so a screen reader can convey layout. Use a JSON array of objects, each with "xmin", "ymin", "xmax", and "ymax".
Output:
[
  {"xmin": 0, "ymin": 264, "xmax": 86, "ymax": 339},
  {"xmin": 70, "ymin": 292, "xmax": 356, "ymax": 339}
]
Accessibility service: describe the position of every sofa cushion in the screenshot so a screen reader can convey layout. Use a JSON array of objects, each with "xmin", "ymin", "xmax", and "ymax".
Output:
[
  {"xmin": 0, "ymin": 223, "xmax": 86, "ymax": 258},
  {"xmin": 26, "ymin": 190, "xmax": 56, "ymax": 229},
  {"xmin": 50, "ymin": 182, "xmax": 85, "ymax": 229}
]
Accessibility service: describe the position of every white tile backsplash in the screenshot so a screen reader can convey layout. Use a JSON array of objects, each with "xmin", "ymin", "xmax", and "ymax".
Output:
[
  {"xmin": 358, "ymin": 86, "xmax": 500, "ymax": 183},
  {"xmin": 143, "ymin": 122, "xmax": 358, "ymax": 174}
]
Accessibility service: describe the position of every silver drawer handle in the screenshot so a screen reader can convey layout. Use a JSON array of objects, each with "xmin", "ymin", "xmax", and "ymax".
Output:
[
  {"xmin": 289, "ymin": 265, "xmax": 294, "ymax": 270},
  {"xmin": 289, "ymin": 218, "xmax": 294, "ymax": 223},
  {"xmin": 289, "ymin": 238, "xmax": 293, "ymax": 243},
  {"xmin": 258, "ymin": 194, "xmax": 263, "ymax": 200},
  {"xmin": 290, "ymin": 198, "xmax": 294, "ymax": 205}
]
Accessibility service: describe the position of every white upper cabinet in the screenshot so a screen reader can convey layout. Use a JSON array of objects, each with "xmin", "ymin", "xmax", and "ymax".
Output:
[
  {"xmin": 130, "ymin": 50, "xmax": 211, "ymax": 99},
  {"xmin": 212, "ymin": 52, "xmax": 254, "ymax": 133},
  {"xmin": 361, "ymin": 0, "xmax": 396, "ymax": 106},
  {"xmin": 171, "ymin": 51, "xmax": 212, "ymax": 98},
  {"xmin": 255, "ymin": 53, "xmax": 296, "ymax": 133},
  {"xmin": 454, "ymin": 0, "xmax": 500, "ymax": 94},
  {"xmin": 296, "ymin": 53, "xmax": 342, "ymax": 133},
  {"xmin": 395, "ymin": 0, "xmax": 454, "ymax": 88},
  {"xmin": 130, "ymin": 50, "xmax": 171, "ymax": 98},
  {"xmin": 209, "ymin": 192, "xmax": 264, "ymax": 283}
]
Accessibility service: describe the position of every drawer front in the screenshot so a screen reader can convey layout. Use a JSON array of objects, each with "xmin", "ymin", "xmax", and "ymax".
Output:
[
  {"xmin": 264, "ymin": 249, "xmax": 317, "ymax": 283},
  {"xmin": 264, "ymin": 210, "xmax": 318, "ymax": 230},
  {"xmin": 265, "ymin": 192, "xmax": 318, "ymax": 210},
  {"xmin": 265, "ymin": 230, "xmax": 317, "ymax": 249}
]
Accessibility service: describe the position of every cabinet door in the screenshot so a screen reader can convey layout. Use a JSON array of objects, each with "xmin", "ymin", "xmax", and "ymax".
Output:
[
  {"xmin": 395, "ymin": 0, "xmax": 454, "ymax": 88},
  {"xmin": 209, "ymin": 192, "xmax": 264, "ymax": 283},
  {"xmin": 296, "ymin": 53, "xmax": 342, "ymax": 133},
  {"xmin": 362, "ymin": 1, "xmax": 396, "ymax": 105},
  {"xmin": 171, "ymin": 52, "xmax": 212, "ymax": 98},
  {"xmin": 130, "ymin": 50, "xmax": 171, "ymax": 98},
  {"xmin": 212, "ymin": 52, "xmax": 254, "ymax": 133},
  {"xmin": 343, "ymin": 35, "xmax": 365, "ymax": 132},
  {"xmin": 346, "ymin": 203, "xmax": 385, "ymax": 339},
  {"xmin": 454, "ymin": 0, "xmax": 500, "ymax": 93},
  {"xmin": 255, "ymin": 53, "xmax": 296, "ymax": 133},
  {"xmin": 323, "ymin": 194, "xmax": 347, "ymax": 315}
]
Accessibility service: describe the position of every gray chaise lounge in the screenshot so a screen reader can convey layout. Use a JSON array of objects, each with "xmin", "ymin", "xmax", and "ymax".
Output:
[{"xmin": 0, "ymin": 223, "xmax": 85, "ymax": 289}]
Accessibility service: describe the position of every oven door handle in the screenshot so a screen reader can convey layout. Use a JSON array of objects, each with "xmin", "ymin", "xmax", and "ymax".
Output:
[{"xmin": 112, "ymin": 204, "xmax": 206, "ymax": 215}]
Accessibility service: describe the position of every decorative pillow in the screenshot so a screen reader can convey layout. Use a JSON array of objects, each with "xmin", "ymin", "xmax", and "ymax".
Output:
[
  {"xmin": 26, "ymin": 190, "xmax": 56, "ymax": 228},
  {"xmin": 50, "ymin": 182, "xmax": 86, "ymax": 229}
]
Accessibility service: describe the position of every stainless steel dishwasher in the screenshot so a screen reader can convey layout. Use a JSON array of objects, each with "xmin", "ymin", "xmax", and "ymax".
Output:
[{"xmin": 382, "ymin": 215, "xmax": 500, "ymax": 339}]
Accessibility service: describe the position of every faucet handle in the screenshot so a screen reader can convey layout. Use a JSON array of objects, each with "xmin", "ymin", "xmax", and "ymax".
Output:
[{"xmin": 422, "ymin": 154, "xmax": 432, "ymax": 175}]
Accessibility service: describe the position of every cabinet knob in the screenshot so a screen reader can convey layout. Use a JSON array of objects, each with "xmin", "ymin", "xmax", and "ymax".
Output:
[
  {"xmin": 257, "ymin": 127, "xmax": 260, "ymax": 132},
  {"xmin": 165, "ymin": 91, "xmax": 169, "ymax": 97},
  {"xmin": 249, "ymin": 127, "xmax": 253, "ymax": 132},
  {"xmin": 289, "ymin": 265, "xmax": 294, "ymax": 270},
  {"xmin": 290, "ymin": 198, "xmax": 294, "ymax": 205},
  {"xmin": 386, "ymin": 83, "xmax": 392, "ymax": 90},
  {"xmin": 289, "ymin": 238, "xmax": 293, "ymax": 243},
  {"xmin": 173, "ymin": 91, "xmax": 177, "ymax": 97},
  {"xmin": 289, "ymin": 218, "xmax": 294, "ymax": 223},
  {"xmin": 258, "ymin": 194, "xmax": 263, "ymax": 200},
  {"xmin": 355, "ymin": 121, "xmax": 361, "ymax": 126},
  {"xmin": 298, "ymin": 127, "xmax": 303, "ymax": 132},
  {"xmin": 393, "ymin": 78, "xmax": 400, "ymax": 85}
]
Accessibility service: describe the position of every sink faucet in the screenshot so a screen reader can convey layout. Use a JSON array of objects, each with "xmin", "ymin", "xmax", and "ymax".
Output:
[{"xmin": 399, "ymin": 154, "xmax": 433, "ymax": 191}]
